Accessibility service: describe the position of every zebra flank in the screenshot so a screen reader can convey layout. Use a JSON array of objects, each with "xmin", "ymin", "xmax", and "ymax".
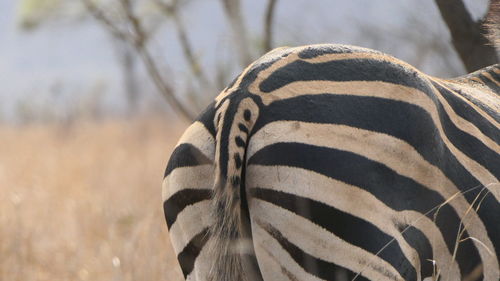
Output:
[{"xmin": 162, "ymin": 44, "xmax": 500, "ymax": 281}]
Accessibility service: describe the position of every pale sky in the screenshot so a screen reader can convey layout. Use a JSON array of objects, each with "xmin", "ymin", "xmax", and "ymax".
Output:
[{"xmin": 0, "ymin": 0, "xmax": 490, "ymax": 120}]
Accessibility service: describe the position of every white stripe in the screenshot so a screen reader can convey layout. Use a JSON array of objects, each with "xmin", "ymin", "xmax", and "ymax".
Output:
[
  {"xmin": 252, "ymin": 80, "xmax": 500, "ymax": 202},
  {"xmin": 187, "ymin": 236, "xmax": 213, "ymax": 281},
  {"xmin": 169, "ymin": 200, "xmax": 212, "ymax": 256},
  {"xmin": 248, "ymin": 165, "xmax": 461, "ymax": 281},
  {"xmin": 251, "ymin": 199, "xmax": 406, "ymax": 281},
  {"xmin": 435, "ymin": 81, "xmax": 499, "ymax": 128},
  {"xmin": 175, "ymin": 121, "xmax": 215, "ymax": 162},
  {"xmin": 255, "ymin": 80, "xmax": 499, "ymax": 156},
  {"xmin": 162, "ymin": 165, "xmax": 214, "ymax": 201},
  {"xmin": 252, "ymin": 220, "xmax": 324, "ymax": 281},
  {"xmin": 247, "ymin": 121, "xmax": 498, "ymax": 280}
]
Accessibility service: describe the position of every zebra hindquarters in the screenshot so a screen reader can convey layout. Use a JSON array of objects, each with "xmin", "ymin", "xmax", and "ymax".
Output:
[
  {"xmin": 162, "ymin": 121, "xmax": 216, "ymax": 281},
  {"xmin": 244, "ymin": 117, "xmax": 472, "ymax": 281}
]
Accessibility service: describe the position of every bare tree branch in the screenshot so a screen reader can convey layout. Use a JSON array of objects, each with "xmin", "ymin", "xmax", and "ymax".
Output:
[
  {"xmin": 119, "ymin": 0, "xmax": 195, "ymax": 119},
  {"xmin": 116, "ymin": 42, "xmax": 139, "ymax": 112},
  {"xmin": 83, "ymin": 0, "xmax": 140, "ymax": 112},
  {"xmin": 82, "ymin": 0, "xmax": 131, "ymax": 42},
  {"xmin": 435, "ymin": 0, "xmax": 498, "ymax": 72},
  {"xmin": 119, "ymin": 0, "xmax": 147, "ymax": 48},
  {"xmin": 136, "ymin": 46, "xmax": 196, "ymax": 120},
  {"xmin": 263, "ymin": 0, "xmax": 278, "ymax": 52},
  {"xmin": 220, "ymin": 0, "xmax": 253, "ymax": 66},
  {"xmin": 156, "ymin": 0, "xmax": 211, "ymax": 89},
  {"xmin": 81, "ymin": 0, "xmax": 196, "ymax": 120}
]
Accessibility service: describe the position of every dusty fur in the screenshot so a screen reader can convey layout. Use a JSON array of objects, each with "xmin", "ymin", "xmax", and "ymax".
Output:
[{"xmin": 485, "ymin": 0, "xmax": 500, "ymax": 48}]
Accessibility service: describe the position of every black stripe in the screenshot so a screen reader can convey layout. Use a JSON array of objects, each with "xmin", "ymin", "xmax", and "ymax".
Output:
[
  {"xmin": 218, "ymin": 50, "xmax": 294, "ymax": 107},
  {"xmin": 234, "ymin": 153, "xmax": 243, "ymax": 169},
  {"xmin": 277, "ymin": 263, "xmax": 301, "ymax": 281},
  {"xmin": 177, "ymin": 227, "xmax": 210, "ymax": 278},
  {"xmin": 164, "ymin": 143, "xmax": 212, "ymax": 177},
  {"xmin": 248, "ymin": 142, "xmax": 481, "ymax": 276},
  {"xmin": 433, "ymin": 95, "xmax": 500, "ymax": 177},
  {"xmin": 478, "ymin": 74, "xmax": 500, "ymax": 93},
  {"xmin": 225, "ymin": 74, "xmax": 240, "ymax": 90},
  {"xmin": 196, "ymin": 101, "xmax": 216, "ymax": 137},
  {"xmin": 298, "ymin": 45, "xmax": 355, "ymax": 59},
  {"xmin": 398, "ymin": 225, "xmax": 433, "ymax": 278},
  {"xmin": 216, "ymin": 94, "xmax": 261, "ymax": 182},
  {"xmin": 259, "ymin": 58, "xmax": 429, "ymax": 93},
  {"xmin": 433, "ymin": 81, "xmax": 499, "ymax": 142},
  {"xmin": 258, "ymin": 59, "xmax": 499, "ymax": 176},
  {"xmin": 489, "ymin": 70, "xmax": 500, "ymax": 85},
  {"xmin": 256, "ymin": 56, "xmax": 499, "ymax": 167},
  {"xmin": 217, "ymin": 98, "xmax": 239, "ymax": 180},
  {"xmin": 258, "ymin": 220, "xmax": 370, "ymax": 281},
  {"xmin": 444, "ymin": 83, "xmax": 499, "ymax": 123},
  {"xmin": 244, "ymin": 109, "xmax": 252, "ymax": 121},
  {"xmin": 252, "ymin": 188, "xmax": 416, "ymax": 281},
  {"xmin": 163, "ymin": 189, "xmax": 211, "ymax": 228},
  {"xmin": 238, "ymin": 123, "xmax": 249, "ymax": 134},
  {"xmin": 253, "ymin": 95, "xmax": 467, "ymax": 190},
  {"xmin": 252, "ymin": 94, "xmax": 499, "ymax": 261},
  {"xmin": 235, "ymin": 136, "xmax": 246, "ymax": 147},
  {"xmin": 297, "ymin": 44, "xmax": 380, "ymax": 59}
]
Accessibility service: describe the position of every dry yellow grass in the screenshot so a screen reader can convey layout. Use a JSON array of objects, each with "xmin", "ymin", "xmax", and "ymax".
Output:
[{"xmin": 0, "ymin": 116, "xmax": 187, "ymax": 281}]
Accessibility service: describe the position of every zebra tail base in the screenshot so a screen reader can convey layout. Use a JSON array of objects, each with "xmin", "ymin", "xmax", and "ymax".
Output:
[{"xmin": 208, "ymin": 97, "xmax": 260, "ymax": 281}]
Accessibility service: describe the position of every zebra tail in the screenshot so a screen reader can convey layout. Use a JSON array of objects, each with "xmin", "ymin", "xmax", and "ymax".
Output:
[{"xmin": 208, "ymin": 97, "xmax": 260, "ymax": 281}]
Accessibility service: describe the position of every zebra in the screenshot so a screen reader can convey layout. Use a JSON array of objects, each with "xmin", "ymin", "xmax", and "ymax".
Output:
[
  {"xmin": 162, "ymin": 43, "xmax": 500, "ymax": 281},
  {"xmin": 162, "ymin": 28, "xmax": 500, "ymax": 281}
]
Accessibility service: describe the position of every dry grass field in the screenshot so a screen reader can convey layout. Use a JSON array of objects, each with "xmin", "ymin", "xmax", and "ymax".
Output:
[{"xmin": 0, "ymin": 116, "xmax": 187, "ymax": 281}]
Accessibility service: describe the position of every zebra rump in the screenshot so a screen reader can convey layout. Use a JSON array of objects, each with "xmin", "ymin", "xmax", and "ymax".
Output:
[{"xmin": 163, "ymin": 16, "xmax": 500, "ymax": 281}]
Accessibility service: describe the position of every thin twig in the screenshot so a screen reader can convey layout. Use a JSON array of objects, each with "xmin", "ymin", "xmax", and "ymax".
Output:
[
  {"xmin": 119, "ymin": 0, "xmax": 147, "ymax": 48},
  {"xmin": 220, "ymin": 0, "xmax": 253, "ymax": 67},
  {"xmin": 156, "ymin": 0, "xmax": 211, "ymax": 89},
  {"xmin": 82, "ymin": 0, "xmax": 131, "ymax": 42},
  {"xmin": 81, "ymin": 0, "xmax": 196, "ymax": 120},
  {"xmin": 263, "ymin": 0, "xmax": 278, "ymax": 52},
  {"xmin": 350, "ymin": 183, "xmax": 488, "ymax": 281},
  {"xmin": 137, "ymin": 46, "xmax": 196, "ymax": 119},
  {"xmin": 122, "ymin": 0, "xmax": 195, "ymax": 119}
]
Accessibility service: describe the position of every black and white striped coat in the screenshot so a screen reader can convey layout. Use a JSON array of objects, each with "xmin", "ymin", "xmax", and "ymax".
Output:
[{"xmin": 163, "ymin": 44, "xmax": 500, "ymax": 281}]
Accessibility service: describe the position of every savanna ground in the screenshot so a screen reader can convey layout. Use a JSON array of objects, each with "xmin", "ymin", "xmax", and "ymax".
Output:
[{"xmin": 0, "ymin": 116, "xmax": 186, "ymax": 280}]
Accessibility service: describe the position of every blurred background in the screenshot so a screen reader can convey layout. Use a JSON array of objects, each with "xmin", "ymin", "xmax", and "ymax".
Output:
[{"xmin": 0, "ymin": 0, "xmax": 496, "ymax": 280}]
